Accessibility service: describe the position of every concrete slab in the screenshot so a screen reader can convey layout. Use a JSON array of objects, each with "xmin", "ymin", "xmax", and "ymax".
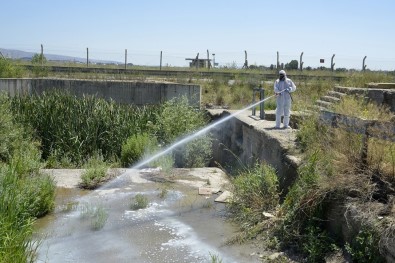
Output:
[
  {"xmin": 198, "ymin": 187, "xmax": 213, "ymax": 195},
  {"xmin": 215, "ymin": 191, "xmax": 233, "ymax": 203}
]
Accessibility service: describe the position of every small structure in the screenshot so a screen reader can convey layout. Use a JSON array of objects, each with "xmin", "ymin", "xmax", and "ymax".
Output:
[
  {"xmin": 185, "ymin": 53, "xmax": 211, "ymax": 68},
  {"xmin": 185, "ymin": 58, "xmax": 212, "ymax": 68}
]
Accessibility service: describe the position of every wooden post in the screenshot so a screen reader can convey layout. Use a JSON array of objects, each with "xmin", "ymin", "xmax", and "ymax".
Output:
[
  {"xmin": 86, "ymin": 48, "xmax": 89, "ymax": 68},
  {"xmin": 160, "ymin": 51, "xmax": 162, "ymax": 70},
  {"xmin": 363, "ymin": 56, "xmax": 367, "ymax": 71},
  {"xmin": 125, "ymin": 49, "xmax": 127, "ymax": 70},
  {"xmin": 300, "ymin": 52, "xmax": 304, "ymax": 71}
]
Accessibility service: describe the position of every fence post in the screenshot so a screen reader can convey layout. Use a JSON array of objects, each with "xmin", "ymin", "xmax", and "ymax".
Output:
[
  {"xmin": 331, "ymin": 54, "xmax": 335, "ymax": 72},
  {"xmin": 160, "ymin": 51, "xmax": 162, "ymax": 70},
  {"xmin": 259, "ymin": 86, "xmax": 265, "ymax": 119},
  {"xmin": 41, "ymin": 44, "xmax": 44, "ymax": 67},
  {"xmin": 360, "ymin": 128, "xmax": 369, "ymax": 168},
  {"xmin": 125, "ymin": 49, "xmax": 127, "ymax": 70}
]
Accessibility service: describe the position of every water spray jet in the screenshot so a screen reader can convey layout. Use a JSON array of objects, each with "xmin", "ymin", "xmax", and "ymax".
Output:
[{"xmin": 131, "ymin": 93, "xmax": 281, "ymax": 170}]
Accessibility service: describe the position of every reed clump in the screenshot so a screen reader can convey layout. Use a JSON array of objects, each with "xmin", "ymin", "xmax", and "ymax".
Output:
[
  {"xmin": 10, "ymin": 90, "xmax": 160, "ymax": 167},
  {"xmin": 0, "ymin": 93, "xmax": 55, "ymax": 263}
]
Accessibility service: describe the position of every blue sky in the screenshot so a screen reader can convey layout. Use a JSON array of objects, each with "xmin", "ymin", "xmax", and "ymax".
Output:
[{"xmin": 1, "ymin": 0, "xmax": 394, "ymax": 70}]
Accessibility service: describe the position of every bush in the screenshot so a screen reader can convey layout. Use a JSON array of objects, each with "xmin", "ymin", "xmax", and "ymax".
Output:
[
  {"xmin": 80, "ymin": 154, "xmax": 108, "ymax": 189},
  {"xmin": 130, "ymin": 194, "xmax": 149, "ymax": 210},
  {"xmin": 121, "ymin": 133, "xmax": 158, "ymax": 167},
  {"xmin": 227, "ymin": 163, "xmax": 279, "ymax": 236},
  {"xmin": 0, "ymin": 93, "xmax": 55, "ymax": 262},
  {"xmin": 0, "ymin": 58, "xmax": 24, "ymax": 78},
  {"xmin": 155, "ymin": 96, "xmax": 212, "ymax": 168},
  {"xmin": 80, "ymin": 203, "xmax": 108, "ymax": 231}
]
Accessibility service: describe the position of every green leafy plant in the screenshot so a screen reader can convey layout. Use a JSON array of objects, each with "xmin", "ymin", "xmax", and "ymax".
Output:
[
  {"xmin": 227, "ymin": 163, "xmax": 279, "ymax": 240},
  {"xmin": 121, "ymin": 133, "xmax": 158, "ymax": 167},
  {"xmin": 0, "ymin": 93, "xmax": 55, "ymax": 263},
  {"xmin": 0, "ymin": 58, "xmax": 24, "ymax": 78},
  {"xmin": 345, "ymin": 226, "xmax": 384, "ymax": 263},
  {"xmin": 80, "ymin": 154, "xmax": 108, "ymax": 189},
  {"xmin": 155, "ymin": 96, "xmax": 212, "ymax": 167},
  {"xmin": 209, "ymin": 252, "xmax": 223, "ymax": 263},
  {"xmin": 80, "ymin": 203, "xmax": 108, "ymax": 231},
  {"xmin": 130, "ymin": 194, "xmax": 149, "ymax": 210}
]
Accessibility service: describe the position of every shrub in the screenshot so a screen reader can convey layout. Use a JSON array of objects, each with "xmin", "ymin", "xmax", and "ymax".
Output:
[
  {"xmin": 0, "ymin": 58, "xmax": 24, "ymax": 78},
  {"xmin": 80, "ymin": 203, "xmax": 108, "ymax": 231},
  {"xmin": 227, "ymin": 163, "xmax": 279, "ymax": 237},
  {"xmin": 155, "ymin": 96, "xmax": 212, "ymax": 167},
  {"xmin": 345, "ymin": 226, "xmax": 384, "ymax": 263},
  {"xmin": 0, "ymin": 93, "xmax": 55, "ymax": 262},
  {"xmin": 130, "ymin": 194, "xmax": 149, "ymax": 210},
  {"xmin": 121, "ymin": 133, "xmax": 158, "ymax": 167},
  {"xmin": 80, "ymin": 154, "xmax": 108, "ymax": 189}
]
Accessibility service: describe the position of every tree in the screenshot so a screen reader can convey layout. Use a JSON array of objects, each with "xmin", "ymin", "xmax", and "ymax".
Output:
[{"xmin": 285, "ymin": 60, "xmax": 298, "ymax": 70}]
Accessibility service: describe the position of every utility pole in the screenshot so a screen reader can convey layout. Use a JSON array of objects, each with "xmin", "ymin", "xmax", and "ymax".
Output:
[{"xmin": 86, "ymin": 48, "xmax": 89, "ymax": 68}]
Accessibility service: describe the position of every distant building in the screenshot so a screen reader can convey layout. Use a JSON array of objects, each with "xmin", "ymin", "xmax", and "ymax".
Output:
[{"xmin": 185, "ymin": 58, "xmax": 212, "ymax": 68}]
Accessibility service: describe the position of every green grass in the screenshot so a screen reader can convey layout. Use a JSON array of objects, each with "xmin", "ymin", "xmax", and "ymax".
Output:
[
  {"xmin": 0, "ymin": 93, "xmax": 55, "ymax": 263},
  {"xmin": 130, "ymin": 194, "xmax": 149, "ymax": 210},
  {"xmin": 80, "ymin": 203, "xmax": 108, "ymax": 231},
  {"xmin": 80, "ymin": 154, "xmax": 109, "ymax": 189},
  {"xmin": 227, "ymin": 163, "xmax": 279, "ymax": 240},
  {"xmin": 10, "ymin": 90, "xmax": 160, "ymax": 167}
]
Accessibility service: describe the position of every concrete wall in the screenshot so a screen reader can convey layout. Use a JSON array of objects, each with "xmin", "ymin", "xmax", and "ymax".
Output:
[
  {"xmin": 209, "ymin": 110, "xmax": 300, "ymax": 193},
  {"xmin": 335, "ymin": 86, "xmax": 395, "ymax": 112},
  {"xmin": 0, "ymin": 78, "xmax": 201, "ymax": 106}
]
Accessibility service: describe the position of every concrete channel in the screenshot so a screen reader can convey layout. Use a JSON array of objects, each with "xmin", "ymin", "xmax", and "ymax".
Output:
[
  {"xmin": 35, "ymin": 168, "xmax": 282, "ymax": 263},
  {"xmin": 34, "ymin": 111, "xmax": 301, "ymax": 263}
]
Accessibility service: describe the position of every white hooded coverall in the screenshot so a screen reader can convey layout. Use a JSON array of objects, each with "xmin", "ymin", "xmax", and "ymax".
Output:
[{"xmin": 274, "ymin": 72, "xmax": 296, "ymax": 128}]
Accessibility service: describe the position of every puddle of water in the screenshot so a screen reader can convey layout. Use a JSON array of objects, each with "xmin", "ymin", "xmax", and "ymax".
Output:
[{"xmin": 35, "ymin": 169, "xmax": 265, "ymax": 263}]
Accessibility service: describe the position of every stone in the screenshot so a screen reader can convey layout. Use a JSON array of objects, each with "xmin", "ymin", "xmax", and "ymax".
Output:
[{"xmin": 198, "ymin": 187, "xmax": 212, "ymax": 195}]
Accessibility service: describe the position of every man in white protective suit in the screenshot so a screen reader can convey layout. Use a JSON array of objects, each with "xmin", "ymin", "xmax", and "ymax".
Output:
[{"xmin": 274, "ymin": 70, "xmax": 296, "ymax": 129}]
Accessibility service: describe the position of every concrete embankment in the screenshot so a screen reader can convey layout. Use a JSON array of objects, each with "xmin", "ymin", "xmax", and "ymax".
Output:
[
  {"xmin": 0, "ymin": 78, "xmax": 201, "ymax": 106},
  {"xmin": 207, "ymin": 109, "xmax": 303, "ymax": 192}
]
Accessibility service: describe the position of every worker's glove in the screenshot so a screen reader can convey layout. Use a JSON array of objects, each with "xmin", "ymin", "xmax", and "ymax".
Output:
[{"xmin": 286, "ymin": 87, "xmax": 291, "ymax": 92}]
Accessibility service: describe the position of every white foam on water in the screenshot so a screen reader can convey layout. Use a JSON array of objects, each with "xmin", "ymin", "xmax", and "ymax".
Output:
[{"xmin": 159, "ymin": 217, "xmax": 238, "ymax": 263}]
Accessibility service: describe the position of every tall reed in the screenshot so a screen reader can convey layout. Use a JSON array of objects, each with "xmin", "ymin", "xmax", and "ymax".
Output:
[{"xmin": 10, "ymin": 90, "xmax": 160, "ymax": 167}]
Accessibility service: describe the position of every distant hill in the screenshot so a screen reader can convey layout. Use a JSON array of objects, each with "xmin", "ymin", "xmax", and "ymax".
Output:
[{"xmin": 0, "ymin": 48, "xmax": 121, "ymax": 64}]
